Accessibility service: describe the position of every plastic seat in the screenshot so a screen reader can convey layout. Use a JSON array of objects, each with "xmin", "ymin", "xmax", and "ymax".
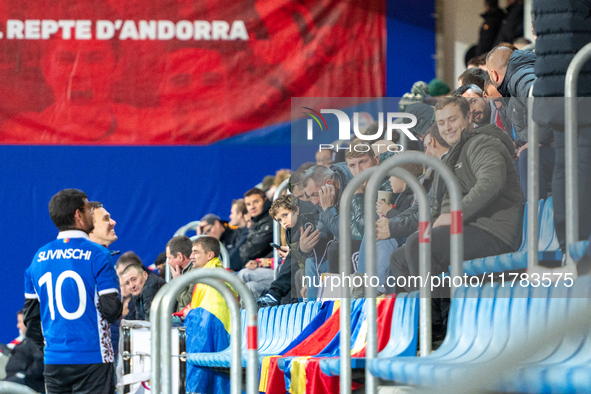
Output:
[
  {"xmin": 320, "ymin": 292, "xmax": 420, "ymax": 377},
  {"xmin": 569, "ymin": 240, "xmax": 589, "ymax": 261}
]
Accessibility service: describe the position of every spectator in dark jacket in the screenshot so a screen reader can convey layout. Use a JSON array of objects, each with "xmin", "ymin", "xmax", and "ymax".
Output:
[
  {"xmin": 488, "ymin": 46, "xmax": 555, "ymax": 201},
  {"xmin": 3, "ymin": 336, "xmax": 45, "ymax": 393},
  {"xmin": 238, "ymin": 188, "xmax": 274, "ymax": 265},
  {"xmin": 494, "ymin": 0, "xmax": 524, "ymax": 46},
  {"xmin": 228, "ymin": 199, "xmax": 250, "ymax": 271},
  {"xmin": 121, "ymin": 264, "xmax": 166, "ymax": 321},
  {"xmin": 477, "ymin": 0, "xmax": 506, "ymax": 55},
  {"xmin": 390, "ymin": 97, "xmax": 522, "ymax": 296},
  {"xmin": 532, "ymin": 0, "xmax": 591, "ymax": 252}
]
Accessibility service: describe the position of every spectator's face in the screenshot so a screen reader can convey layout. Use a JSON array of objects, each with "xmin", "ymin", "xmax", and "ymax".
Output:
[
  {"xmin": 423, "ymin": 134, "xmax": 435, "ymax": 157},
  {"xmin": 346, "ymin": 154, "xmax": 376, "ymax": 177},
  {"xmin": 166, "ymin": 246, "xmax": 185, "ymax": 269},
  {"xmin": 199, "ymin": 220, "xmax": 225, "ymax": 239},
  {"xmin": 436, "ymin": 104, "xmax": 471, "ymax": 147},
  {"xmin": 462, "ymin": 90, "xmax": 489, "ymax": 125},
  {"xmin": 245, "ymin": 194, "xmax": 265, "ymax": 217},
  {"xmin": 91, "ymin": 207, "xmax": 117, "ymax": 246},
  {"xmin": 122, "ymin": 268, "xmax": 148, "ymax": 296},
  {"xmin": 190, "ymin": 244, "xmax": 212, "ymax": 269},
  {"xmin": 292, "ymin": 183, "xmax": 308, "ymax": 201},
  {"xmin": 304, "ymin": 178, "xmax": 331, "ymax": 206},
  {"xmin": 315, "ymin": 150, "xmax": 332, "ymax": 167},
  {"xmin": 229, "ymin": 205, "xmax": 244, "ymax": 227},
  {"xmin": 485, "ymin": 85, "xmax": 504, "ymax": 110},
  {"xmin": 389, "ymin": 176, "xmax": 406, "ymax": 194},
  {"xmin": 17, "ymin": 313, "xmax": 26, "ymax": 336},
  {"xmin": 274, "ymin": 208, "xmax": 294, "ymax": 229}
]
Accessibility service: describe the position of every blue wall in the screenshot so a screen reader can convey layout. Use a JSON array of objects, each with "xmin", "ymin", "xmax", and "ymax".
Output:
[
  {"xmin": 386, "ymin": 0, "xmax": 436, "ymax": 97},
  {"xmin": 0, "ymin": 145, "xmax": 290, "ymax": 343}
]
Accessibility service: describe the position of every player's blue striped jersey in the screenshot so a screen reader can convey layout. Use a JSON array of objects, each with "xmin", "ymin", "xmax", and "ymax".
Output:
[{"xmin": 24, "ymin": 230, "xmax": 119, "ymax": 364}]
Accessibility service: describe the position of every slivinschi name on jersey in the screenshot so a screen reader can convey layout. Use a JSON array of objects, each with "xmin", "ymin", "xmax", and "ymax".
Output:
[{"xmin": 37, "ymin": 248, "xmax": 92, "ymax": 262}]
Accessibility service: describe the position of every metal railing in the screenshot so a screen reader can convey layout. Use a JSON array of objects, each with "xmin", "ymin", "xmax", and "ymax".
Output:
[
  {"xmin": 150, "ymin": 269, "xmax": 259, "ymax": 394},
  {"xmin": 527, "ymin": 87, "xmax": 540, "ymax": 269},
  {"xmin": 0, "ymin": 382, "xmax": 39, "ymax": 394},
  {"xmin": 273, "ymin": 178, "xmax": 290, "ymax": 278},
  {"xmin": 363, "ymin": 151, "xmax": 464, "ymax": 394},
  {"xmin": 565, "ymin": 42, "xmax": 591, "ymax": 265}
]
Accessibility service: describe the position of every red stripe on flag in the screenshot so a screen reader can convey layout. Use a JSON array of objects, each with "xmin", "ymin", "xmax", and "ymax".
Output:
[
  {"xmin": 247, "ymin": 326, "xmax": 257, "ymax": 350},
  {"xmin": 418, "ymin": 221, "xmax": 430, "ymax": 243},
  {"xmin": 451, "ymin": 210, "xmax": 463, "ymax": 235}
]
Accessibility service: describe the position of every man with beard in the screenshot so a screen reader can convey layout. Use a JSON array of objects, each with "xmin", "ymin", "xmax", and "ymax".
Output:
[
  {"xmin": 454, "ymin": 84, "xmax": 505, "ymax": 130},
  {"xmin": 23, "ymin": 189, "xmax": 122, "ymax": 394}
]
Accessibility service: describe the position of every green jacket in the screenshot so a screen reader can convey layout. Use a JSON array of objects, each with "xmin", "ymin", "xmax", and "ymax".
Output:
[{"xmin": 439, "ymin": 125, "xmax": 523, "ymax": 250}]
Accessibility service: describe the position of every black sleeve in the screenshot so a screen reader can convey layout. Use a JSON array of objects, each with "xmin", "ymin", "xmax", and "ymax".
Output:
[
  {"xmin": 98, "ymin": 293, "xmax": 123, "ymax": 324},
  {"xmin": 267, "ymin": 253, "xmax": 292, "ymax": 301},
  {"xmin": 23, "ymin": 299, "xmax": 44, "ymax": 351}
]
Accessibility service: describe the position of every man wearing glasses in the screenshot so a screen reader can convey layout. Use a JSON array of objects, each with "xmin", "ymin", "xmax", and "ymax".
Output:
[{"xmin": 22, "ymin": 189, "xmax": 122, "ymax": 394}]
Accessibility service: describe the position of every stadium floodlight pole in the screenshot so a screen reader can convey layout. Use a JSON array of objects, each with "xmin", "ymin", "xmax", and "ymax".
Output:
[
  {"xmin": 338, "ymin": 166, "xmax": 378, "ymax": 394},
  {"xmin": 151, "ymin": 269, "xmax": 259, "ymax": 394},
  {"xmin": 273, "ymin": 177, "xmax": 290, "ymax": 279},
  {"xmin": 189, "ymin": 235, "xmax": 230, "ymax": 269},
  {"xmin": 527, "ymin": 87, "xmax": 539, "ymax": 269},
  {"xmin": 364, "ymin": 151, "xmax": 463, "ymax": 394},
  {"xmin": 565, "ymin": 42, "xmax": 591, "ymax": 265}
]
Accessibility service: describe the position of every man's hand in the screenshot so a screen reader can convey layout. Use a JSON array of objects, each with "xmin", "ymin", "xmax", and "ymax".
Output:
[
  {"xmin": 170, "ymin": 263, "xmax": 181, "ymax": 278},
  {"xmin": 245, "ymin": 260, "xmax": 258, "ymax": 270},
  {"xmin": 516, "ymin": 142, "xmax": 529, "ymax": 158},
  {"xmin": 433, "ymin": 213, "xmax": 452, "ymax": 228},
  {"xmin": 318, "ymin": 184, "xmax": 336, "ymax": 211},
  {"xmin": 300, "ymin": 227, "xmax": 320, "ymax": 254},
  {"xmin": 376, "ymin": 200, "xmax": 392, "ymax": 216},
  {"xmin": 277, "ymin": 246, "xmax": 289, "ymax": 259},
  {"xmin": 182, "ymin": 305, "xmax": 193, "ymax": 318},
  {"xmin": 376, "ymin": 217, "xmax": 391, "ymax": 240}
]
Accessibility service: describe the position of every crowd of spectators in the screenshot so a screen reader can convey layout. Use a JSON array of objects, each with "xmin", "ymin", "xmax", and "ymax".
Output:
[{"xmin": 10, "ymin": 1, "xmax": 591, "ymax": 393}]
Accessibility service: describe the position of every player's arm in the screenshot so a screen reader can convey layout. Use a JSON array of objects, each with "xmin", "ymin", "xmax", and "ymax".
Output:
[
  {"xmin": 23, "ymin": 268, "xmax": 44, "ymax": 350},
  {"xmin": 98, "ymin": 293, "xmax": 122, "ymax": 324},
  {"xmin": 94, "ymin": 252, "xmax": 123, "ymax": 324}
]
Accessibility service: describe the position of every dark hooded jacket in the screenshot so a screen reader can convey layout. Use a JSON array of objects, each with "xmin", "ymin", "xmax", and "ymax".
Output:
[
  {"xmin": 477, "ymin": 7, "xmax": 506, "ymax": 55},
  {"xmin": 532, "ymin": 0, "xmax": 591, "ymax": 128},
  {"xmin": 494, "ymin": 0, "xmax": 523, "ymax": 46},
  {"xmin": 439, "ymin": 124, "xmax": 523, "ymax": 250},
  {"xmin": 131, "ymin": 272, "xmax": 166, "ymax": 321},
  {"xmin": 318, "ymin": 161, "xmax": 353, "ymax": 238},
  {"xmin": 239, "ymin": 199, "xmax": 274, "ymax": 265},
  {"xmin": 498, "ymin": 50, "xmax": 553, "ymax": 145}
]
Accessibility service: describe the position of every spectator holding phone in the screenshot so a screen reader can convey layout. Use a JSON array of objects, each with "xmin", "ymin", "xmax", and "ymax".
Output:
[{"xmin": 257, "ymin": 194, "xmax": 321, "ymax": 307}]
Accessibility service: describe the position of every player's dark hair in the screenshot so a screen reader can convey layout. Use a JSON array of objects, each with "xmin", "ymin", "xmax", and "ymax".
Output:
[{"xmin": 48, "ymin": 189, "xmax": 88, "ymax": 231}]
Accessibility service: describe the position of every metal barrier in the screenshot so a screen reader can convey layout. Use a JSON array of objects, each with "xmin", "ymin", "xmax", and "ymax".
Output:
[
  {"xmin": 189, "ymin": 235, "xmax": 230, "ymax": 269},
  {"xmin": 364, "ymin": 151, "xmax": 464, "ymax": 394},
  {"xmin": 527, "ymin": 88, "xmax": 540, "ymax": 268},
  {"xmin": 337, "ymin": 166, "xmax": 431, "ymax": 394},
  {"xmin": 273, "ymin": 178, "xmax": 290, "ymax": 278},
  {"xmin": 150, "ymin": 269, "xmax": 259, "ymax": 394},
  {"xmin": 565, "ymin": 42, "xmax": 591, "ymax": 265}
]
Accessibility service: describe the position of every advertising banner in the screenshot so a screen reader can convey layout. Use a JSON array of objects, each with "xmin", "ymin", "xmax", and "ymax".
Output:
[{"xmin": 0, "ymin": 0, "xmax": 385, "ymax": 145}]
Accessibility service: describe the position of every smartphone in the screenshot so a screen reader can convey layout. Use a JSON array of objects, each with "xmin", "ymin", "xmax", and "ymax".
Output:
[
  {"xmin": 300, "ymin": 213, "xmax": 317, "ymax": 233},
  {"xmin": 270, "ymin": 242, "xmax": 283, "ymax": 249}
]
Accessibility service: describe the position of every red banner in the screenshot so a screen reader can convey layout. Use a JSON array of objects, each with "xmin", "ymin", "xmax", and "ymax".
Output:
[{"xmin": 0, "ymin": 0, "xmax": 384, "ymax": 145}]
